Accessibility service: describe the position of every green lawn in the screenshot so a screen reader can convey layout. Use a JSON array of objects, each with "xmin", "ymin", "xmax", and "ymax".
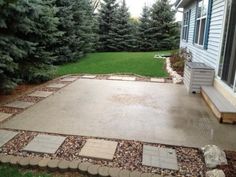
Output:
[
  {"xmin": 0, "ymin": 165, "xmax": 51, "ymax": 177},
  {"xmin": 56, "ymin": 51, "xmax": 172, "ymax": 77}
]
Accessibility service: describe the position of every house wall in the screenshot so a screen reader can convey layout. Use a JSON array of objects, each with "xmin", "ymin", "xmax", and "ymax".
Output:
[{"xmin": 180, "ymin": 0, "xmax": 225, "ymax": 70}]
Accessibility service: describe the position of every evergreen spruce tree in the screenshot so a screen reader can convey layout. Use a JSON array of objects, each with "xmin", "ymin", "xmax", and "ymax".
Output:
[
  {"xmin": 150, "ymin": 0, "xmax": 175, "ymax": 50},
  {"xmin": 97, "ymin": 0, "xmax": 118, "ymax": 51},
  {"xmin": 0, "ymin": 0, "xmax": 60, "ymax": 92},
  {"xmin": 108, "ymin": 0, "xmax": 133, "ymax": 51},
  {"xmin": 54, "ymin": 0, "xmax": 97, "ymax": 64},
  {"xmin": 72, "ymin": 0, "xmax": 97, "ymax": 57},
  {"xmin": 138, "ymin": 5, "xmax": 153, "ymax": 51},
  {"xmin": 129, "ymin": 18, "xmax": 139, "ymax": 51}
]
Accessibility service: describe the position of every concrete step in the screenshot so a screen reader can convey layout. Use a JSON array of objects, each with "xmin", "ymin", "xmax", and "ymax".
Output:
[{"xmin": 201, "ymin": 86, "xmax": 236, "ymax": 124}]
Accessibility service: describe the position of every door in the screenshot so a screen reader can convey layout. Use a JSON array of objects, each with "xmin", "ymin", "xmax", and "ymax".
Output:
[{"xmin": 218, "ymin": 0, "xmax": 236, "ymax": 88}]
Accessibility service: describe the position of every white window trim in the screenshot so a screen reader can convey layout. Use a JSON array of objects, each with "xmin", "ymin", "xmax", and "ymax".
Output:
[{"xmin": 194, "ymin": 0, "xmax": 208, "ymax": 46}]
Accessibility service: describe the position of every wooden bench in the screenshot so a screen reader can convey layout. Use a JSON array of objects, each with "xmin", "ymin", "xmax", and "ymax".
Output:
[{"xmin": 201, "ymin": 86, "xmax": 236, "ymax": 124}]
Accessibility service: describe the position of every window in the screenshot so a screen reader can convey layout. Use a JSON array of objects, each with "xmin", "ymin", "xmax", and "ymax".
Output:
[
  {"xmin": 194, "ymin": 0, "xmax": 209, "ymax": 45},
  {"xmin": 182, "ymin": 10, "xmax": 191, "ymax": 41}
]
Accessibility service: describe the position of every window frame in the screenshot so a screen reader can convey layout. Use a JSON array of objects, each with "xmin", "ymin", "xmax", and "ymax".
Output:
[
  {"xmin": 182, "ymin": 10, "xmax": 191, "ymax": 41},
  {"xmin": 194, "ymin": 0, "xmax": 209, "ymax": 46}
]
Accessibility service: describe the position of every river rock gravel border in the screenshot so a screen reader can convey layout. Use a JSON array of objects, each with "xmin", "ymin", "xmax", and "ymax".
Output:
[{"xmin": 0, "ymin": 129, "xmax": 208, "ymax": 177}]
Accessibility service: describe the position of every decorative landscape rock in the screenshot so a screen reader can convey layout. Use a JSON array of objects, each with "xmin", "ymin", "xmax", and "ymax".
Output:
[
  {"xmin": 206, "ymin": 169, "xmax": 226, "ymax": 177},
  {"xmin": 23, "ymin": 134, "xmax": 66, "ymax": 154},
  {"xmin": 0, "ymin": 129, "xmax": 18, "ymax": 147},
  {"xmin": 0, "ymin": 112, "xmax": 12, "ymax": 122},
  {"xmin": 166, "ymin": 58, "xmax": 183, "ymax": 84},
  {"xmin": 4, "ymin": 101, "xmax": 34, "ymax": 109},
  {"xmin": 201, "ymin": 145, "xmax": 227, "ymax": 168},
  {"xmin": 79, "ymin": 139, "xmax": 118, "ymax": 160},
  {"xmin": 28, "ymin": 91, "xmax": 53, "ymax": 98},
  {"xmin": 142, "ymin": 145, "xmax": 178, "ymax": 170}
]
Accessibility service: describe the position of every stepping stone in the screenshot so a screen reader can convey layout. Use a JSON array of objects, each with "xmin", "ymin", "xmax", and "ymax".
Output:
[
  {"xmin": 108, "ymin": 76, "xmax": 136, "ymax": 81},
  {"xmin": 23, "ymin": 134, "xmax": 66, "ymax": 154},
  {"xmin": 0, "ymin": 112, "xmax": 12, "ymax": 122},
  {"xmin": 79, "ymin": 139, "xmax": 118, "ymax": 160},
  {"xmin": 47, "ymin": 83, "xmax": 66, "ymax": 89},
  {"xmin": 150, "ymin": 78, "xmax": 165, "ymax": 83},
  {"xmin": 142, "ymin": 145, "xmax": 178, "ymax": 170},
  {"xmin": 0, "ymin": 130, "xmax": 18, "ymax": 147},
  {"xmin": 61, "ymin": 77, "xmax": 77, "ymax": 82},
  {"xmin": 4, "ymin": 101, "xmax": 34, "ymax": 109},
  {"xmin": 28, "ymin": 91, "xmax": 53, "ymax": 98},
  {"xmin": 81, "ymin": 75, "xmax": 97, "ymax": 79}
]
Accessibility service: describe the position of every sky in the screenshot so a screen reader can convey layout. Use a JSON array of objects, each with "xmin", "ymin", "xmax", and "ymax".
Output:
[{"xmin": 124, "ymin": 0, "xmax": 183, "ymax": 21}]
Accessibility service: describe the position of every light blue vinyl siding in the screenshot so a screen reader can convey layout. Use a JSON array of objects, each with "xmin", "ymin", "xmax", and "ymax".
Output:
[{"xmin": 180, "ymin": 0, "xmax": 225, "ymax": 70}]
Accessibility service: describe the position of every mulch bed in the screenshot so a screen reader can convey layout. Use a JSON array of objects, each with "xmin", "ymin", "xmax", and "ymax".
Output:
[
  {"xmin": 0, "ymin": 129, "xmax": 207, "ymax": 177},
  {"xmin": 18, "ymin": 96, "xmax": 44, "ymax": 103}
]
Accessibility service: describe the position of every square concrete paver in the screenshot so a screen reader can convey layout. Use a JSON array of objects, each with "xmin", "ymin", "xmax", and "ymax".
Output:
[
  {"xmin": 61, "ymin": 77, "xmax": 77, "ymax": 82},
  {"xmin": 23, "ymin": 134, "xmax": 66, "ymax": 154},
  {"xmin": 28, "ymin": 91, "xmax": 53, "ymax": 98},
  {"xmin": 47, "ymin": 83, "xmax": 66, "ymax": 89},
  {"xmin": 81, "ymin": 75, "xmax": 97, "ymax": 79},
  {"xmin": 108, "ymin": 76, "xmax": 136, "ymax": 81},
  {"xmin": 142, "ymin": 145, "xmax": 178, "ymax": 170},
  {"xmin": 150, "ymin": 78, "xmax": 165, "ymax": 83},
  {"xmin": 0, "ymin": 112, "xmax": 12, "ymax": 122},
  {"xmin": 4, "ymin": 101, "xmax": 34, "ymax": 109},
  {"xmin": 79, "ymin": 139, "xmax": 118, "ymax": 160},
  {"xmin": 0, "ymin": 130, "xmax": 18, "ymax": 147}
]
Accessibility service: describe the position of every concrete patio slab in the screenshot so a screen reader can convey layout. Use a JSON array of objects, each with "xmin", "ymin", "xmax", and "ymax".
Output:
[
  {"xmin": 2, "ymin": 79, "xmax": 236, "ymax": 150},
  {"xmin": 47, "ymin": 83, "xmax": 66, "ymax": 88},
  {"xmin": 4, "ymin": 101, "xmax": 34, "ymax": 109},
  {"xmin": 0, "ymin": 130, "xmax": 18, "ymax": 147},
  {"xmin": 79, "ymin": 139, "xmax": 117, "ymax": 160},
  {"xmin": 142, "ymin": 145, "xmax": 178, "ymax": 170},
  {"xmin": 28, "ymin": 91, "xmax": 53, "ymax": 98},
  {"xmin": 0, "ymin": 112, "xmax": 12, "ymax": 122},
  {"xmin": 23, "ymin": 134, "xmax": 66, "ymax": 154}
]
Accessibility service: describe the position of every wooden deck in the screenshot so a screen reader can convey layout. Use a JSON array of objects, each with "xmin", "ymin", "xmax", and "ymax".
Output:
[{"xmin": 201, "ymin": 86, "xmax": 236, "ymax": 124}]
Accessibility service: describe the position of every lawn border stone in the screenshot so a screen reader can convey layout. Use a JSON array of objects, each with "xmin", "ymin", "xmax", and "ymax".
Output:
[
  {"xmin": 119, "ymin": 169, "xmax": 130, "ymax": 177},
  {"xmin": 78, "ymin": 162, "xmax": 92, "ymax": 173},
  {"xmin": 88, "ymin": 164, "xmax": 101, "ymax": 176},
  {"xmin": 58, "ymin": 159, "xmax": 70, "ymax": 171},
  {"xmin": 109, "ymin": 167, "xmax": 121, "ymax": 177},
  {"xmin": 98, "ymin": 166, "xmax": 110, "ymax": 176},
  {"xmin": 19, "ymin": 157, "xmax": 30, "ymax": 167},
  {"xmin": 29, "ymin": 157, "xmax": 42, "ymax": 167},
  {"xmin": 38, "ymin": 158, "xmax": 51, "ymax": 169},
  {"xmin": 47, "ymin": 159, "xmax": 60, "ymax": 171},
  {"xmin": 68, "ymin": 160, "xmax": 81, "ymax": 171}
]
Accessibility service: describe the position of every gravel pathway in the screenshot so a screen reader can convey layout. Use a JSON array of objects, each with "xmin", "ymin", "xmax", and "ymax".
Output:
[{"xmin": 0, "ymin": 129, "xmax": 207, "ymax": 176}]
